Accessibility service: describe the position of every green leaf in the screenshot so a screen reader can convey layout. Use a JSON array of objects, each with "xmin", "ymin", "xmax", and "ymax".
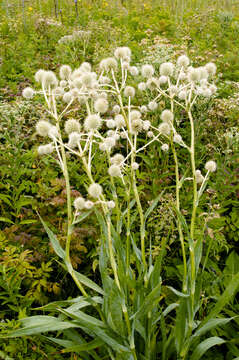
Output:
[
  {"xmin": 166, "ymin": 286, "xmax": 189, "ymax": 298},
  {"xmin": 0, "ymin": 350, "xmax": 14, "ymax": 360},
  {"xmin": 0, "ymin": 194, "xmax": 12, "ymax": 207},
  {"xmin": 4, "ymin": 316, "xmax": 80, "ymax": 337},
  {"xmin": 72, "ymin": 211, "xmax": 92, "ymax": 226},
  {"xmin": 38, "ymin": 214, "xmax": 65, "ymax": 260},
  {"xmin": 193, "ymin": 317, "xmax": 236, "ymax": 338},
  {"xmin": 61, "ymin": 338, "xmax": 104, "ymax": 353},
  {"xmin": 0, "ymin": 217, "xmax": 14, "ymax": 224},
  {"xmin": 73, "ymin": 270, "xmax": 105, "ymax": 295},
  {"xmin": 190, "ymin": 337, "xmax": 226, "ymax": 360},
  {"xmin": 19, "ymin": 219, "xmax": 38, "ymax": 225},
  {"xmin": 175, "ymin": 298, "xmax": 187, "ymax": 354}
]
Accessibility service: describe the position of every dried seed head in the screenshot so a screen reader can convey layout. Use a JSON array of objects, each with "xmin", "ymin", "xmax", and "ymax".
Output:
[
  {"xmin": 159, "ymin": 75, "xmax": 168, "ymax": 85},
  {"xmin": 129, "ymin": 66, "xmax": 139, "ymax": 76},
  {"xmin": 110, "ymin": 153, "xmax": 124, "ymax": 166},
  {"xmin": 42, "ymin": 71, "xmax": 58, "ymax": 87},
  {"xmin": 195, "ymin": 170, "xmax": 204, "ymax": 184},
  {"xmin": 115, "ymin": 114, "xmax": 125, "ymax": 128},
  {"xmin": 114, "ymin": 47, "xmax": 131, "ymax": 60},
  {"xmin": 161, "ymin": 109, "xmax": 174, "ymax": 123},
  {"xmin": 100, "ymin": 57, "xmax": 118, "ymax": 72},
  {"xmin": 113, "ymin": 105, "xmax": 120, "ymax": 114},
  {"xmin": 205, "ymin": 62, "xmax": 217, "ymax": 76},
  {"xmin": 124, "ymin": 86, "xmax": 135, "ymax": 98},
  {"xmin": 68, "ymin": 132, "xmax": 81, "ymax": 148},
  {"xmin": 158, "ymin": 122, "xmax": 171, "ymax": 136},
  {"xmin": 35, "ymin": 69, "xmax": 45, "ymax": 83},
  {"xmin": 177, "ymin": 55, "xmax": 190, "ymax": 68}
]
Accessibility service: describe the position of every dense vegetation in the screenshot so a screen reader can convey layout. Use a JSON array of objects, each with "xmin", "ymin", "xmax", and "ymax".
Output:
[{"xmin": 0, "ymin": 0, "xmax": 238, "ymax": 359}]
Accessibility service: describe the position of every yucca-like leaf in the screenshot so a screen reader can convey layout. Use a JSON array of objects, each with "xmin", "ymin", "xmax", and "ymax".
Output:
[
  {"xmin": 193, "ymin": 317, "xmax": 236, "ymax": 338},
  {"xmin": 190, "ymin": 336, "xmax": 226, "ymax": 360}
]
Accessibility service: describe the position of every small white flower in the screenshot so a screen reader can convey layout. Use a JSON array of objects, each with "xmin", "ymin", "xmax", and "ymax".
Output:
[
  {"xmin": 205, "ymin": 62, "xmax": 217, "ymax": 76},
  {"xmin": 158, "ymin": 122, "xmax": 171, "ymax": 136},
  {"xmin": 161, "ymin": 143, "xmax": 169, "ymax": 152},
  {"xmin": 188, "ymin": 68, "xmax": 201, "ymax": 82},
  {"xmin": 169, "ymin": 85, "xmax": 178, "ymax": 96},
  {"xmin": 161, "ymin": 109, "xmax": 174, "ymax": 123},
  {"xmin": 68, "ymin": 132, "xmax": 81, "ymax": 148},
  {"xmin": 65, "ymin": 119, "xmax": 81, "ymax": 134},
  {"xmin": 100, "ymin": 57, "xmax": 118, "ymax": 72},
  {"xmin": 35, "ymin": 69, "xmax": 45, "ymax": 83},
  {"xmin": 124, "ymin": 86, "xmax": 135, "ymax": 98},
  {"xmin": 22, "ymin": 87, "xmax": 34, "ymax": 99},
  {"xmin": 114, "ymin": 47, "xmax": 131, "ymax": 60},
  {"xmin": 132, "ymin": 162, "xmax": 139, "ymax": 170},
  {"xmin": 106, "ymin": 119, "xmax": 116, "ymax": 128},
  {"xmin": 195, "ymin": 170, "xmax": 204, "ymax": 184},
  {"xmin": 88, "ymin": 183, "xmax": 103, "ymax": 198},
  {"xmin": 199, "ymin": 67, "xmax": 209, "ymax": 80},
  {"xmin": 110, "ymin": 153, "xmax": 124, "ymax": 165},
  {"xmin": 42, "ymin": 71, "xmax": 58, "ymax": 87},
  {"xmin": 36, "ymin": 120, "xmax": 52, "ymax": 137},
  {"xmin": 74, "ymin": 197, "xmax": 85, "ymax": 210},
  {"xmin": 138, "ymin": 82, "xmax": 147, "ymax": 91},
  {"xmin": 178, "ymin": 90, "xmax": 187, "ymax": 100},
  {"xmin": 94, "ymin": 98, "xmax": 108, "ymax": 113},
  {"xmin": 84, "ymin": 114, "xmax": 101, "ymax": 131},
  {"xmin": 177, "ymin": 55, "xmax": 190, "ymax": 68},
  {"xmin": 205, "ymin": 160, "xmax": 217, "ymax": 172},
  {"xmin": 158, "ymin": 75, "xmax": 168, "ymax": 85},
  {"xmin": 63, "ymin": 92, "xmax": 73, "ymax": 103},
  {"xmin": 108, "ymin": 164, "xmax": 121, "ymax": 177},
  {"xmin": 173, "ymin": 133, "xmax": 182, "ymax": 144},
  {"xmin": 141, "ymin": 64, "xmax": 154, "ymax": 78},
  {"xmin": 143, "ymin": 120, "xmax": 151, "ymax": 131},
  {"xmin": 129, "ymin": 66, "xmax": 139, "ymax": 76},
  {"xmin": 84, "ymin": 200, "xmax": 94, "ymax": 209},
  {"xmin": 107, "ymin": 200, "xmax": 115, "ymax": 209},
  {"xmin": 113, "ymin": 105, "xmax": 120, "ymax": 114},
  {"xmin": 38, "ymin": 143, "xmax": 54, "ymax": 155},
  {"xmin": 140, "ymin": 105, "xmax": 148, "ymax": 113},
  {"xmin": 147, "ymin": 131, "xmax": 154, "ymax": 138},
  {"xmin": 48, "ymin": 126, "xmax": 59, "ymax": 139},
  {"xmin": 130, "ymin": 110, "xmax": 141, "ymax": 120},
  {"xmin": 160, "ymin": 62, "xmax": 174, "ymax": 77},
  {"xmin": 59, "ymin": 65, "xmax": 72, "ymax": 80},
  {"xmin": 148, "ymin": 101, "xmax": 158, "ymax": 111},
  {"xmin": 79, "ymin": 62, "xmax": 91, "ymax": 72}
]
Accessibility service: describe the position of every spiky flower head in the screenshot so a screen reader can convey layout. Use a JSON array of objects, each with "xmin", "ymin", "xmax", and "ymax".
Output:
[
  {"xmin": 148, "ymin": 101, "xmax": 158, "ymax": 111},
  {"xmin": 129, "ymin": 66, "xmax": 139, "ymax": 76},
  {"xmin": 195, "ymin": 170, "xmax": 204, "ymax": 184},
  {"xmin": 161, "ymin": 109, "xmax": 174, "ymax": 123},
  {"xmin": 42, "ymin": 71, "xmax": 58, "ymax": 87},
  {"xmin": 205, "ymin": 62, "xmax": 217, "ymax": 76},
  {"xmin": 65, "ymin": 119, "xmax": 81, "ymax": 134},
  {"xmin": 114, "ymin": 47, "xmax": 131, "ymax": 60},
  {"xmin": 74, "ymin": 197, "xmax": 85, "ymax": 210},
  {"xmin": 161, "ymin": 143, "xmax": 169, "ymax": 152},
  {"xmin": 84, "ymin": 114, "xmax": 101, "ymax": 131},
  {"xmin": 88, "ymin": 183, "xmax": 103, "ymax": 198},
  {"xmin": 100, "ymin": 57, "xmax": 118, "ymax": 72},
  {"xmin": 131, "ymin": 118, "xmax": 143, "ymax": 134},
  {"xmin": 160, "ymin": 62, "xmax": 174, "ymax": 76},
  {"xmin": 132, "ymin": 162, "xmax": 139, "ymax": 170},
  {"xmin": 178, "ymin": 90, "xmax": 187, "ymax": 100},
  {"xmin": 138, "ymin": 82, "xmax": 147, "ymax": 91},
  {"xmin": 115, "ymin": 114, "xmax": 125, "ymax": 128},
  {"xmin": 188, "ymin": 68, "xmax": 201, "ymax": 82},
  {"xmin": 141, "ymin": 64, "xmax": 154, "ymax": 78},
  {"xmin": 205, "ymin": 160, "xmax": 217, "ymax": 172},
  {"xmin": 108, "ymin": 164, "xmax": 121, "ymax": 177},
  {"xmin": 59, "ymin": 65, "xmax": 72, "ymax": 80},
  {"xmin": 124, "ymin": 86, "xmax": 135, "ymax": 98},
  {"xmin": 107, "ymin": 200, "xmax": 115, "ymax": 209},
  {"xmin": 63, "ymin": 91, "xmax": 73, "ymax": 103},
  {"xmin": 94, "ymin": 98, "xmax": 108, "ymax": 113},
  {"xmin": 158, "ymin": 122, "xmax": 171, "ymax": 136},
  {"xmin": 159, "ymin": 75, "xmax": 168, "ymax": 85},
  {"xmin": 110, "ymin": 153, "xmax": 124, "ymax": 166},
  {"xmin": 35, "ymin": 69, "xmax": 45, "ymax": 83},
  {"xmin": 80, "ymin": 73, "xmax": 95, "ymax": 88},
  {"xmin": 68, "ymin": 132, "xmax": 81, "ymax": 148},
  {"xmin": 38, "ymin": 143, "xmax": 54, "ymax": 155},
  {"xmin": 36, "ymin": 120, "xmax": 52, "ymax": 137},
  {"xmin": 130, "ymin": 110, "xmax": 141, "ymax": 120},
  {"xmin": 177, "ymin": 55, "xmax": 190, "ymax": 68},
  {"xmin": 22, "ymin": 87, "xmax": 34, "ymax": 99}
]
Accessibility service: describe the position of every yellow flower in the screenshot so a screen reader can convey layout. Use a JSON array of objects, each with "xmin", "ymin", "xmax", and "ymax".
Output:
[{"xmin": 28, "ymin": 6, "xmax": 33, "ymax": 11}]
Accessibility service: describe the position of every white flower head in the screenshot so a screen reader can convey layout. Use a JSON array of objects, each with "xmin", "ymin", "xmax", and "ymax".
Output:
[
  {"xmin": 22, "ymin": 87, "xmax": 34, "ymax": 99},
  {"xmin": 114, "ymin": 47, "xmax": 131, "ymax": 60},
  {"xmin": 131, "ymin": 118, "xmax": 143, "ymax": 134},
  {"xmin": 36, "ymin": 120, "xmax": 52, "ymax": 137},
  {"xmin": 188, "ymin": 68, "xmax": 201, "ymax": 82},
  {"xmin": 80, "ymin": 73, "xmax": 94, "ymax": 88},
  {"xmin": 160, "ymin": 62, "xmax": 174, "ymax": 77},
  {"xmin": 141, "ymin": 64, "xmax": 154, "ymax": 78},
  {"xmin": 158, "ymin": 122, "xmax": 171, "ymax": 136},
  {"xmin": 115, "ymin": 114, "xmax": 125, "ymax": 128},
  {"xmin": 143, "ymin": 120, "xmax": 151, "ymax": 131},
  {"xmin": 113, "ymin": 105, "xmax": 120, "ymax": 114},
  {"xmin": 177, "ymin": 55, "xmax": 190, "ymax": 68},
  {"xmin": 63, "ymin": 91, "xmax": 73, "ymax": 103},
  {"xmin": 79, "ymin": 62, "xmax": 92, "ymax": 72},
  {"xmin": 140, "ymin": 105, "xmax": 148, "ymax": 113},
  {"xmin": 110, "ymin": 153, "xmax": 124, "ymax": 166},
  {"xmin": 35, "ymin": 69, "xmax": 45, "ymax": 83},
  {"xmin": 94, "ymin": 98, "xmax": 108, "ymax": 113},
  {"xmin": 130, "ymin": 110, "xmax": 141, "ymax": 120},
  {"xmin": 205, "ymin": 160, "xmax": 217, "ymax": 172},
  {"xmin": 195, "ymin": 170, "xmax": 204, "ymax": 184},
  {"xmin": 129, "ymin": 66, "xmax": 139, "ymax": 76},
  {"xmin": 173, "ymin": 133, "xmax": 182, "ymax": 144},
  {"xmin": 106, "ymin": 119, "xmax": 116, "ymax": 129},
  {"xmin": 88, "ymin": 183, "xmax": 103, "ymax": 198},
  {"xmin": 48, "ymin": 126, "xmax": 59, "ymax": 139},
  {"xmin": 59, "ymin": 65, "xmax": 72, "ymax": 80},
  {"xmin": 38, "ymin": 143, "xmax": 54, "ymax": 155},
  {"xmin": 148, "ymin": 101, "xmax": 158, "ymax": 111},
  {"xmin": 205, "ymin": 62, "xmax": 217, "ymax": 76},
  {"xmin": 147, "ymin": 131, "xmax": 154, "ymax": 138},
  {"xmin": 132, "ymin": 162, "xmax": 139, "ymax": 170},
  {"xmin": 74, "ymin": 197, "xmax": 85, "ymax": 210},
  {"xmin": 100, "ymin": 57, "xmax": 118, "ymax": 72},
  {"xmin": 68, "ymin": 132, "xmax": 81, "ymax": 148},
  {"xmin": 138, "ymin": 82, "xmax": 147, "ymax": 91},
  {"xmin": 124, "ymin": 86, "xmax": 135, "ymax": 98},
  {"xmin": 42, "ymin": 71, "xmax": 58, "ymax": 87},
  {"xmin": 178, "ymin": 90, "xmax": 187, "ymax": 100},
  {"xmin": 108, "ymin": 164, "xmax": 121, "ymax": 177},
  {"xmin": 84, "ymin": 114, "xmax": 101, "ymax": 131},
  {"xmin": 107, "ymin": 200, "xmax": 115, "ymax": 209},
  {"xmin": 159, "ymin": 75, "xmax": 168, "ymax": 85},
  {"xmin": 161, "ymin": 143, "xmax": 169, "ymax": 152},
  {"xmin": 84, "ymin": 200, "xmax": 94, "ymax": 209},
  {"xmin": 161, "ymin": 109, "xmax": 174, "ymax": 123},
  {"xmin": 65, "ymin": 119, "xmax": 81, "ymax": 134}
]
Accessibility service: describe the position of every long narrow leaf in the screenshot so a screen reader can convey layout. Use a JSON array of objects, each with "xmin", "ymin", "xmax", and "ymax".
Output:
[{"xmin": 190, "ymin": 337, "xmax": 226, "ymax": 360}]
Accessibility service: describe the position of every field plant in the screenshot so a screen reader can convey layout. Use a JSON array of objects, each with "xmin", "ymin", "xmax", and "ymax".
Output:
[{"xmin": 4, "ymin": 47, "xmax": 239, "ymax": 359}]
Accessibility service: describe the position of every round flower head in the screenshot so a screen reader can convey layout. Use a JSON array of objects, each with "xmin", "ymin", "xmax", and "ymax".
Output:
[
  {"xmin": 22, "ymin": 87, "xmax": 34, "ymax": 99},
  {"xmin": 199, "ymin": 67, "xmax": 209, "ymax": 80},
  {"xmin": 68, "ymin": 132, "xmax": 81, "ymax": 148},
  {"xmin": 108, "ymin": 164, "xmax": 121, "ymax": 177},
  {"xmin": 160, "ymin": 62, "xmax": 174, "ymax": 76},
  {"xmin": 94, "ymin": 98, "xmax": 108, "ymax": 114},
  {"xmin": 74, "ymin": 197, "xmax": 85, "ymax": 210},
  {"xmin": 143, "ymin": 120, "xmax": 151, "ymax": 131},
  {"xmin": 113, "ymin": 105, "xmax": 120, "ymax": 114},
  {"xmin": 205, "ymin": 62, "xmax": 217, "ymax": 76},
  {"xmin": 114, "ymin": 47, "xmax": 131, "ymax": 60},
  {"xmin": 169, "ymin": 85, "xmax": 178, "ymax": 96},
  {"xmin": 173, "ymin": 133, "xmax": 182, "ymax": 144},
  {"xmin": 141, "ymin": 64, "xmax": 154, "ymax": 78},
  {"xmin": 42, "ymin": 71, "xmax": 58, "ymax": 88},
  {"xmin": 80, "ymin": 73, "xmax": 94, "ymax": 88},
  {"xmin": 202, "ymin": 88, "xmax": 212, "ymax": 98},
  {"xmin": 38, "ymin": 143, "xmax": 54, "ymax": 155},
  {"xmin": 110, "ymin": 153, "xmax": 124, "ymax": 165},
  {"xmin": 148, "ymin": 101, "xmax": 158, "ymax": 111},
  {"xmin": 36, "ymin": 120, "xmax": 52, "ymax": 137},
  {"xmin": 205, "ymin": 160, "xmax": 217, "ymax": 172},
  {"xmin": 54, "ymin": 87, "xmax": 64, "ymax": 96},
  {"xmin": 63, "ymin": 91, "xmax": 73, "ymax": 103},
  {"xmin": 84, "ymin": 200, "xmax": 94, "ymax": 209},
  {"xmin": 100, "ymin": 57, "xmax": 118, "ymax": 72},
  {"xmin": 131, "ymin": 118, "xmax": 143, "ymax": 134},
  {"xmin": 147, "ymin": 131, "xmax": 154, "ymax": 138},
  {"xmin": 188, "ymin": 68, "xmax": 201, "ymax": 82},
  {"xmin": 129, "ymin": 66, "xmax": 139, "ymax": 76},
  {"xmin": 130, "ymin": 110, "xmax": 141, "ymax": 120},
  {"xmin": 178, "ymin": 90, "xmax": 187, "ymax": 100},
  {"xmin": 158, "ymin": 122, "xmax": 171, "ymax": 136},
  {"xmin": 146, "ymin": 78, "xmax": 158, "ymax": 91},
  {"xmin": 159, "ymin": 75, "xmax": 168, "ymax": 85},
  {"xmin": 106, "ymin": 119, "xmax": 116, "ymax": 129},
  {"xmin": 161, "ymin": 109, "xmax": 174, "ymax": 123},
  {"xmin": 115, "ymin": 114, "xmax": 125, "ymax": 128},
  {"xmin": 122, "ymin": 61, "xmax": 130, "ymax": 70},
  {"xmin": 59, "ymin": 65, "xmax": 72, "ymax": 80},
  {"xmin": 104, "ymin": 136, "xmax": 116, "ymax": 149},
  {"xmin": 48, "ymin": 126, "xmax": 59, "ymax": 139},
  {"xmin": 97, "ymin": 92, "xmax": 107, "ymax": 100},
  {"xmin": 84, "ymin": 114, "xmax": 101, "ymax": 132},
  {"xmin": 79, "ymin": 62, "xmax": 91, "ymax": 72},
  {"xmin": 138, "ymin": 82, "xmax": 147, "ymax": 91},
  {"xmin": 99, "ymin": 76, "xmax": 111, "ymax": 84},
  {"xmin": 35, "ymin": 69, "xmax": 45, "ymax": 83},
  {"xmin": 88, "ymin": 183, "xmax": 103, "ymax": 198},
  {"xmin": 161, "ymin": 143, "xmax": 169, "ymax": 152},
  {"xmin": 65, "ymin": 119, "xmax": 81, "ymax": 134},
  {"xmin": 210, "ymin": 84, "xmax": 217, "ymax": 94},
  {"xmin": 177, "ymin": 55, "xmax": 190, "ymax": 68},
  {"xmin": 140, "ymin": 105, "xmax": 147, "ymax": 113},
  {"xmin": 195, "ymin": 170, "xmax": 204, "ymax": 184},
  {"xmin": 132, "ymin": 162, "xmax": 139, "ymax": 170},
  {"xmin": 124, "ymin": 86, "xmax": 135, "ymax": 98},
  {"xmin": 107, "ymin": 200, "xmax": 115, "ymax": 209}
]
